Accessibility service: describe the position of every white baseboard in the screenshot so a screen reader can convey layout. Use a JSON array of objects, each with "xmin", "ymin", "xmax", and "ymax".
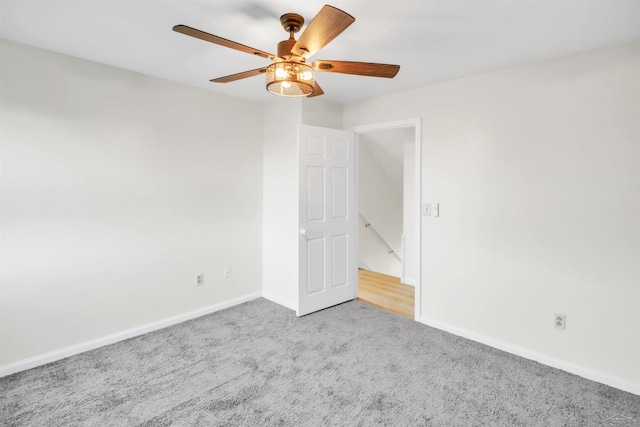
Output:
[
  {"xmin": 0, "ymin": 292, "xmax": 262, "ymax": 378},
  {"xmin": 401, "ymin": 277, "xmax": 416, "ymax": 287},
  {"xmin": 420, "ymin": 316, "xmax": 640, "ymax": 396},
  {"xmin": 262, "ymin": 291, "xmax": 296, "ymax": 311}
]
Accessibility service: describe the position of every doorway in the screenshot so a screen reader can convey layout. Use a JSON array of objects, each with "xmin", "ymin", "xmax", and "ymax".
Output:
[{"xmin": 350, "ymin": 119, "xmax": 421, "ymax": 320}]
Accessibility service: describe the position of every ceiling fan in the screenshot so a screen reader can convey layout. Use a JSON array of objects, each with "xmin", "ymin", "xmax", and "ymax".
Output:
[{"xmin": 173, "ymin": 4, "xmax": 400, "ymax": 98}]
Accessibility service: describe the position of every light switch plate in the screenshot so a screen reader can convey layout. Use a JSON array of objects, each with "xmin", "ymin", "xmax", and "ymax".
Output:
[{"xmin": 423, "ymin": 203, "xmax": 431, "ymax": 216}]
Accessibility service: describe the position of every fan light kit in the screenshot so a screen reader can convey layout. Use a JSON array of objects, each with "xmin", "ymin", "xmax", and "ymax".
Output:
[
  {"xmin": 173, "ymin": 5, "xmax": 400, "ymax": 98},
  {"xmin": 266, "ymin": 62, "xmax": 315, "ymax": 97}
]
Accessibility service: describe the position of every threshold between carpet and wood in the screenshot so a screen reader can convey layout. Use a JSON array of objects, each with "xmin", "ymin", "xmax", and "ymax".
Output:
[
  {"xmin": 1, "ymin": 298, "xmax": 638, "ymax": 426},
  {"xmin": 356, "ymin": 268, "xmax": 414, "ymax": 319}
]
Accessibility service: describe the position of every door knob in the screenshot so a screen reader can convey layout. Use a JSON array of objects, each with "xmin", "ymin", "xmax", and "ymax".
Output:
[{"xmin": 300, "ymin": 228, "xmax": 315, "ymax": 240}]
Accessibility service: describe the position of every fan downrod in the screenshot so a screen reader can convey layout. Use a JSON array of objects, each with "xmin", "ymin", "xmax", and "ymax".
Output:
[{"xmin": 280, "ymin": 13, "xmax": 304, "ymax": 33}]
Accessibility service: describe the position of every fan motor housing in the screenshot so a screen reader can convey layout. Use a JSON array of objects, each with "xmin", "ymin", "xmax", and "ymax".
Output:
[{"xmin": 277, "ymin": 38, "xmax": 297, "ymax": 59}]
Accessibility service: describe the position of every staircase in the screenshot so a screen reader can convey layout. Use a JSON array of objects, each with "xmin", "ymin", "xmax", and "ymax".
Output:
[{"xmin": 358, "ymin": 211, "xmax": 402, "ymax": 277}]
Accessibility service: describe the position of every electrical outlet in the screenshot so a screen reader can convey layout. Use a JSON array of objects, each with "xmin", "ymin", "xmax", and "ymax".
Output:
[
  {"xmin": 223, "ymin": 266, "xmax": 231, "ymax": 279},
  {"xmin": 554, "ymin": 313, "xmax": 566, "ymax": 330},
  {"xmin": 196, "ymin": 274, "xmax": 204, "ymax": 286}
]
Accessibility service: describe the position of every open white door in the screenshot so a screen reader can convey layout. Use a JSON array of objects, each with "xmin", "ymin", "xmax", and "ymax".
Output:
[{"xmin": 297, "ymin": 124, "xmax": 356, "ymax": 316}]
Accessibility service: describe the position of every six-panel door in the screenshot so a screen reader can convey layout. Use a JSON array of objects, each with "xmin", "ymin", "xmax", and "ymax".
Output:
[{"xmin": 297, "ymin": 125, "xmax": 355, "ymax": 316}]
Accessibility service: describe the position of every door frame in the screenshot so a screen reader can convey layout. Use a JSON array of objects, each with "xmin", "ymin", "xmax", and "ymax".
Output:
[{"xmin": 349, "ymin": 118, "xmax": 422, "ymax": 321}]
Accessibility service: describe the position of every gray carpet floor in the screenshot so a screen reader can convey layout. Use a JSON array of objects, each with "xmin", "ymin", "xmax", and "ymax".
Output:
[{"xmin": 1, "ymin": 298, "xmax": 638, "ymax": 426}]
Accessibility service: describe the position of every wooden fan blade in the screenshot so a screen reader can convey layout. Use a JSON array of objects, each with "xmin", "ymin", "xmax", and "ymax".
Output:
[
  {"xmin": 210, "ymin": 67, "xmax": 267, "ymax": 83},
  {"xmin": 291, "ymin": 5, "xmax": 355, "ymax": 59},
  {"xmin": 307, "ymin": 81, "xmax": 325, "ymax": 98},
  {"xmin": 312, "ymin": 60, "xmax": 400, "ymax": 78},
  {"xmin": 173, "ymin": 25, "xmax": 276, "ymax": 60}
]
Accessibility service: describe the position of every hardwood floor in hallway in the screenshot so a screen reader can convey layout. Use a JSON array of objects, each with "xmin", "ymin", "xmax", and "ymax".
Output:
[{"xmin": 356, "ymin": 269, "xmax": 415, "ymax": 319}]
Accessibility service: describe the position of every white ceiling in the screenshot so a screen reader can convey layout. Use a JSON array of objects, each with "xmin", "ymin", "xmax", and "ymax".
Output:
[{"xmin": 1, "ymin": 1, "xmax": 639, "ymax": 104}]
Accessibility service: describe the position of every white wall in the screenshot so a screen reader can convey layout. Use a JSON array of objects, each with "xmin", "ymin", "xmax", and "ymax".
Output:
[
  {"xmin": 344, "ymin": 42, "xmax": 640, "ymax": 392},
  {"xmin": 358, "ymin": 215, "xmax": 402, "ymax": 277},
  {"xmin": 0, "ymin": 40, "xmax": 264, "ymax": 365},
  {"xmin": 358, "ymin": 141, "xmax": 403, "ymax": 256},
  {"xmin": 261, "ymin": 98, "xmax": 302, "ymax": 309},
  {"xmin": 301, "ymin": 98, "xmax": 344, "ymax": 130}
]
